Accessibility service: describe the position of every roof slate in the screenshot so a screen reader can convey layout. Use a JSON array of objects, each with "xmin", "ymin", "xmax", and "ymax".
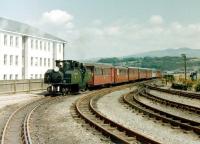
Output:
[{"xmin": 0, "ymin": 17, "xmax": 66, "ymax": 42}]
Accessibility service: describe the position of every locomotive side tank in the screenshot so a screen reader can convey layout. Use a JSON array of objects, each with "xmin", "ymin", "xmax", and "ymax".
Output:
[{"xmin": 44, "ymin": 60, "xmax": 91, "ymax": 94}]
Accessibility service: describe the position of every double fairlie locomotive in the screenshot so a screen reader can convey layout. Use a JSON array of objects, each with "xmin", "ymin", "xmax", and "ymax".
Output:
[
  {"xmin": 44, "ymin": 60, "xmax": 91, "ymax": 94},
  {"xmin": 44, "ymin": 60, "xmax": 161, "ymax": 95}
]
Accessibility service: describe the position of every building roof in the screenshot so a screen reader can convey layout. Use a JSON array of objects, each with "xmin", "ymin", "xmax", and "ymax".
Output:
[{"xmin": 0, "ymin": 17, "xmax": 66, "ymax": 42}]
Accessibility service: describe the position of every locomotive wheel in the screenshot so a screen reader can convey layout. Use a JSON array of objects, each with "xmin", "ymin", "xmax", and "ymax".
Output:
[
  {"xmin": 61, "ymin": 87, "xmax": 68, "ymax": 96},
  {"xmin": 47, "ymin": 86, "xmax": 52, "ymax": 93}
]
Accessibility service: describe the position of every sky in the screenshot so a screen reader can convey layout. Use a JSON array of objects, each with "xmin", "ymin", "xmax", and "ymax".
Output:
[{"xmin": 1, "ymin": 0, "xmax": 200, "ymax": 59}]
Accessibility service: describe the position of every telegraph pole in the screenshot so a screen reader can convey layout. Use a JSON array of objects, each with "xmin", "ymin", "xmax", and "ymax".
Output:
[{"xmin": 181, "ymin": 54, "xmax": 187, "ymax": 80}]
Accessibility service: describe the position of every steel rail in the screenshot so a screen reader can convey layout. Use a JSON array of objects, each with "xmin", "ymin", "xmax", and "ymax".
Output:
[
  {"xmin": 75, "ymin": 86, "xmax": 161, "ymax": 144},
  {"xmin": 145, "ymin": 84, "xmax": 200, "ymax": 99},
  {"xmin": 143, "ymin": 90, "xmax": 200, "ymax": 114},
  {"xmin": 123, "ymin": 91, "xmax": 200, "ymax": 135},
  {"xmin": 0, "ymin": 97, "xmax": 51, "ymax": 144}
]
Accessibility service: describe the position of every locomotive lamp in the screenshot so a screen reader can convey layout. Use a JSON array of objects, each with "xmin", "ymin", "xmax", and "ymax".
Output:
[{"xmin": 54, "ymin": 67, "xmax": 59, "ymax": 72}]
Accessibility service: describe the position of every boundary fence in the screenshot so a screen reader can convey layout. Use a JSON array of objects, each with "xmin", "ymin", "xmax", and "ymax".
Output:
[{"xmin": 0, "ymin": 79, "xmax": 48, "ymax": 94}]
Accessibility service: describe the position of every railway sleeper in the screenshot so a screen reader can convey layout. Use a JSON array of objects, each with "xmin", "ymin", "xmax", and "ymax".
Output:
[{"xmin": 125, "ymin": 93, "xmax": 200, "ymax": 136}]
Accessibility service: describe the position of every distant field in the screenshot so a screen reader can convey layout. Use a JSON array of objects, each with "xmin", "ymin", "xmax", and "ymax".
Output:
[{"xmin": 174, "ymin": 73, "xmax": 200, "ymax": 81}]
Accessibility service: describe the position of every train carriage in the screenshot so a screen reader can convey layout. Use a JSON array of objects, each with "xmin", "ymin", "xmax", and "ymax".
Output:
[
  {"xmin": 152, "ymin": 69, "xmax": 157, "ymax": 78},
  {"xmin": 139, "ymin": 68, "xmax": 147, "ymax": 79},
  {"xmin": 114, "ymin": 66, "xmax": 129, "ymax": 84},
  {"xmin": 156, "ymin": 70, "xmax": 162, "ymax": 78},
  {"xmin": 85, "ymin": 63, "xmax": 114, "ymax": 87},
  {"xmin": 128, "ymin": 67, "xmax": 139, "ymax": 82},
  {"xmin": 146, "ymin": 68, "xmax": 153, "ymax": 79}
]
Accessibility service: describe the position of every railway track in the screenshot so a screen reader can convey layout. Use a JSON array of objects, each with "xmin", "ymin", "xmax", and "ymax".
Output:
[
  {"xmin": 143, "ymin": 90, "xmax": 200, "ymax": 114},
  {"xmin": 0, "ymin": 97, "xmax": 52, "ymax": 144},
  {"xmin": 146, "ymin": 84, "xmax": 200, "ymax": 99},
  {"xmin": 72, "ymin": 85, "xmax": 160, "ymax": 144},
  {"xmin": 122, "ymin": 89, "xmax": 200, "ymax": 135}
]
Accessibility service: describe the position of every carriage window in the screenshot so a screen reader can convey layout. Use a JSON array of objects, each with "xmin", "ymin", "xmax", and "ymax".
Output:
[
  {"xmin": 119, "ymin": 69, "xmax": 127, "ymax": 75},
  {"xmin": 95, "ymin": 68, "xmax": 102, "ymax": 75},
  {"xmin": 103, "ymin": 68, "xmax": 110, "ymax": 75}
]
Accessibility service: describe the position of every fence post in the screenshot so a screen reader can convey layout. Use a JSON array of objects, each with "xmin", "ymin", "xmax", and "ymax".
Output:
[
  {"xmin": 28, "ymin": 80, "xmax": 31, "ymax": 93},
  {"xmin": 13, "ymin": 80, "xmax": 16, "ymax": 94},
  {"xmin": 41, "ymin": 79, "xmax": 44, "ymax": 90}
]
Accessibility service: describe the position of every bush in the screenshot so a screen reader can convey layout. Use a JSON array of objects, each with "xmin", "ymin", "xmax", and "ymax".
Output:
[
  {"xmin": 183, "ymin": 80, "xmax": 194, "ymax": 90},
  {"xmin": 195, "ymin": 82, "xmax": 200, "ymax": 92},
  {"xmin": 171, "ymin": 83, "xmax": 187, "ymax": 90}
]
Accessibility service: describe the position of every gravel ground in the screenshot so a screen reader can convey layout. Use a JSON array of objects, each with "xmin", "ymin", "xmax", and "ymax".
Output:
[
  {"xmin": 0, "ymin": 93, "xmax": 43, "ymax": 141},
  {"xmin": 138, "ymin": 95, "xmax": 200, "ymax": 123},
  {"xmin": 149, "ymin": 90, "xmax": 200, "ymax": 108},
  {"xmin": 30, "ymin": 92, "xmax": 113, "ymax": 144},
  {"xmin": 0, "ymin": 93, "xmax": 42, "ymax": 109},
  {"xmin": 97, "ymin": 87, "xmax": 200, "ymax": 144}
]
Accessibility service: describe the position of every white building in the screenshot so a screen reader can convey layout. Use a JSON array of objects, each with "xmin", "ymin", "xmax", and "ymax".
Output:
[{"xmin": 0, "ymin": 17, "xmax": 66, "ymax": 80}]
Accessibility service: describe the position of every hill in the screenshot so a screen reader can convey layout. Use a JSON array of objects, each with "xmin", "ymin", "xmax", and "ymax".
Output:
[
  {"xmin": 128, "ymin": 48, "xmax": 200, "ymax": 58},
  {"xmin": 97, "ymin": 56, "xmax": 200, "ymax": 72}
]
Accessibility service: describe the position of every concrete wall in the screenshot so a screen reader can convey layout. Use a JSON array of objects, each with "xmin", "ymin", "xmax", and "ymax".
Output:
[{"xmin": 0, "ymin": 79, "xmax": 48, "ymax": 94}]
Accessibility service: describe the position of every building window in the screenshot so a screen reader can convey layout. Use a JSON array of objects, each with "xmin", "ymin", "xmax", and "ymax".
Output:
[
  {"xmin": 4, "ymin": 54, "xmax": 7, "ymax": 65},
  {"xmin": 9, "ymin": 74, "xmax": 12, "ymax": 80},
  {"xmin": 40, "ymin": 41, "xmax": 42, "ymax": 50},
  {"xmin": 40, "ymin": 74, "xmax": 42, "ymax": 78},
  {"xmin": 35, "ymin": 74, "xmax": 38, "ymax": 79},
  {"xmin": 40, "ymin": 58, "xmax": 42, "ymax": 66},
  {"xmin": 4, "ymin": 35, "xmax": 7, "ymax": 46},
  {"xmin": 44, "ymin": 42, "xmax": 46, "ymax": 51},
  {"xmin": 3, "ymin": 74, "xmax": 7, "ymax": 80},
  {"xmin": 48, "ymin": 58, "xmax": 50, "ymax": 67},
  {"xmin": 31, "ymin": 57, "xmax": 33, "ymax": 66},
  {"xmin": 35, "ymin": 57, "xmax": 38, "ymax": 66},
  {"xmin": 15, "ymin": 56, "xmax": 18, "ymax": 66},
  {"xmin": 10, "ymin": 36, "xmax": 13, "ymax": 46},
  {"xmin": 30, "ymin": 74, "xmax": 33, "ymax": 79},
  {"xmin": 31, "ymin": 39, "xmax": 33, "ymax": 49},
  {"xmin": 35, "ymin": 40, "xmax": 38, "ymax": 49},
  {"xmin": 10, "ymin": 55, "xmax": 13, "ymax": 65},
  {"xmin": 44, "ymin": 58, "xmax": 46, "ymax": 66},
  {"xmin": 48, "ymin": 42, "xmax": 50, "ymax": 51},
  {"xmin": 15, "ymin": 74, "xmax": 18, "ymax": 80},
  {"xmin": 15, "ymin": 37, "xmax": 19, "ymax": 47}
]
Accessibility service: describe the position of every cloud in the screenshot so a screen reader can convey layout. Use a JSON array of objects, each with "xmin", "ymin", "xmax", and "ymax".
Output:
[
  {"xmin": 30, "ymin": 13, "xmax": 200, "ymax": 60},
  {"xmin": 149, "ymin": 15, "xmax": 164, "ymax": 25},
  {"xmin": 69, "ymin": 15, "xmax": 200, "ymax": 59},
  {"xmin": 92, "ymin": 19, "xmax": 102, "ymax": 26},
  {"xmin": 42, "ymin": 9, "xmax": 73, "ymax": 26}
]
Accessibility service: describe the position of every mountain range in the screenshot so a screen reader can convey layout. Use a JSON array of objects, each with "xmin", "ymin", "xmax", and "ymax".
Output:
[{"xmin": 127, "ymin": 48, "xmax": 200, "ymax": 58}]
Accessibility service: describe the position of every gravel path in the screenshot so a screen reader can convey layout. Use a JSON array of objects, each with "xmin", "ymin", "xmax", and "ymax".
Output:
[
  {"xmin": 0, "ymin": 93, "xmax": 42, "ymax": 109},
  {"xmin": 149, "ymin": 90, "xmax": 200, "ymax": 108},
  {"xmin": 138, "ymin": 95, "xmax": 200, "ymax": 123},
  {"xmin": 30, "ymin": 92, "xmax": 113, "ymax": 144},
  {"xmin": 97, "ymin": 87, "xmax": 200, "ymax": 144},
  {"xmin": 0, "ymin": 93, "xmax": 42, "ymax": 138}
]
